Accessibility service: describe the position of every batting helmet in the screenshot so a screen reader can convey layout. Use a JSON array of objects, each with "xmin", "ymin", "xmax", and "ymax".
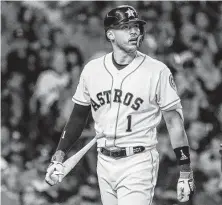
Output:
[{"xmin": 104, "ymin": 5, "xmax": 146, "ymax": 45}]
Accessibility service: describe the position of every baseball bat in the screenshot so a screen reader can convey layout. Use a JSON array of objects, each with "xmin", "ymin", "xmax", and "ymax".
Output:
[
  {"xmin": 59, "ymin": 135, "xmax": 97, "ymax": 177},
  {"xmin": 44, "ymin": 133, "xmax": 103, "ymax": 187}
]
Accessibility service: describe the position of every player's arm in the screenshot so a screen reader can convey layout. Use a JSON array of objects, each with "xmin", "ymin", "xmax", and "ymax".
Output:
[
  {"xmin": 162, "ymin": 103, "xmax": 191, "ymax": 171},
  {"xmin": 45, "ymin": 103, "xmax": 91, "ymax": 185},
  {"xmin": 54, "ymin": 103, "xmax": 91, "ymax": 158},
  {"xmin": 162, "ymin": 103, "xmax": 194, "ymax": 202}
]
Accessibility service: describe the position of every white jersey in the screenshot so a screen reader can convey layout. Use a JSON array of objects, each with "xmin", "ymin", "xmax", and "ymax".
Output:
[{"xmin": 73, "ymin": 52, "xmax": 180, "ymax": 148}]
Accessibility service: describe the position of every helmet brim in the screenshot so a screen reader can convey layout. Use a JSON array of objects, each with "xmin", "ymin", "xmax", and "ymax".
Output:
[
  {"xmin": 126, "ymin": 19, "xmax": 146, "ymax": 25},
  {"xmin": 106, "ymin": 19, "xmax": 146, "ymax": 30}
]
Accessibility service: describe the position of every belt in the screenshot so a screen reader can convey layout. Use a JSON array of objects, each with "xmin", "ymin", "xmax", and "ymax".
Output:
[{"xmin": 100, "ymin": 146, "xmax": 145, "ymax": 158}]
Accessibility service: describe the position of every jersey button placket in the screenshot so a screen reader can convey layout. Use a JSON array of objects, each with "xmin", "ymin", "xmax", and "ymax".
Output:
[{"xmin": 112, "ymin": 75, "xmax": 123, "ymax": 147}]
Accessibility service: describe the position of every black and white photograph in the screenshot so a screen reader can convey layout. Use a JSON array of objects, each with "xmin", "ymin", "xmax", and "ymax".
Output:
[{"xmin": 1, "ymin": 1, "xmax": 222, "ymax": 205}]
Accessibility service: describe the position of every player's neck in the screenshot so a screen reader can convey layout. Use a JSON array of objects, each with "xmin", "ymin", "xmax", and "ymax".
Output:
[
  {"xmin": 112, "ymin": 54, "xmax": 128, "ymax": 70},
  {"xmin": 112, "ymin": 50, "xmax": 137, "ymax": 65}
]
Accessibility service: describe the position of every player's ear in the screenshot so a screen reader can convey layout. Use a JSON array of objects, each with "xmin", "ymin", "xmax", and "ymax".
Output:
[{"xmin": 106, "ymin": 30, "xmax": 115, "ymax": 41}]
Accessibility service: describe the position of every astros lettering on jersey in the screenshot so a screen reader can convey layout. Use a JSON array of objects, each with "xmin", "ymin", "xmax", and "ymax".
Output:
[{"xmin": 73, "ymin": 51, "xmax": 180, "ymax": 148}]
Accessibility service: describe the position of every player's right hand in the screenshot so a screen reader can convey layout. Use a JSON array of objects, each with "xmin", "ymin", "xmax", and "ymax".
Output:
[{"xmin": 45, "ymin": 161, "xmax": 64, "ymax": 186}]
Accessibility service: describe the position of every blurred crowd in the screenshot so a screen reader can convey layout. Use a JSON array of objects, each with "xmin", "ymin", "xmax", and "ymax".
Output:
[{"xmin": 1, "ymin": 1, "xmax": 222, "ymax": 205}]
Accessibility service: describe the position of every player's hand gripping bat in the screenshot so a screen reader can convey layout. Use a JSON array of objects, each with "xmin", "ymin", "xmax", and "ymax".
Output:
[{"xmin": 46, "ymin": 133, "xmax": 103, "ymax": 186}]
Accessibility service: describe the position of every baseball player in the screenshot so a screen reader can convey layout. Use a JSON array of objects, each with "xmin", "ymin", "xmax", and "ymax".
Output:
[{"xmin": 45, "ymin": 5, "xmax": 195, "ymax": 205}]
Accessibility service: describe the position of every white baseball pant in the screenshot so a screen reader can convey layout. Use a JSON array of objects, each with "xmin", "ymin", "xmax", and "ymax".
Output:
[{"xmin": 97, "ymin": 147, "xmax": 159, "ymax": 205}]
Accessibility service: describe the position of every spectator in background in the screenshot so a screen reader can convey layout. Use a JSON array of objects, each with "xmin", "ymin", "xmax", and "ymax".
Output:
[
  {"xmin": 159, "ymin": 1, "xmax": 174, "ymax": 22},
  {"xmin": 31, "ymin": 51, "xmax": 69, "ymax": 115},
  {"xmin": 155, "ymin": 21, "xmax": 176, "ymax": 63},
  {"xmin": 172, "ymin": 23, "xmax": 196, "ymax": 55},
  {"xmin": 204, "ymin": 49, "xmax": 222, "ymax": 107},
  {"xmin": 195, "ymin": 50, "xmax": 221, "ymax": 102},
  {"xmin": 175, "ymin": 56, "xmax": 209, "ymax": 121},
  {"xmin": 64, "ymin": 45, "xmax": 83, "ymax": 84},
  {"xmin": 69, "ymin": 12, "xmax": 90, "ymax": 58},
  {"xmin": 1, "ymin": 71, "xmax": 28, "ymax": 144},
  {"xmin": 29, "ymin": 50, "xmax": 69, "ymax": 146},
  {"xmin": 50, "ymin": 27, "xmax": 67, "ymax": 50},
  {"xmin": 36, "ymin": 22, "xmax": 52, "ymax": 48},
  {"xmin": 192, "ymin": 8, "xmax": 218, "ymax": 54},
  {"xmin": 176, "ymin": 2, "xmax": 195, "ymax": 27},
  {"xmin": 139, "ymin": 4, "xmax": 160, "ymax": 56},
  {"xmin": 38, "ymin": 45, "xmax": 52, "ymax": 72},
  {"xmin": 181, "ymin": 31, "xmax": 221, "ymax": 97},
  {"xmin": 6, "ymin": 28, "xmax": 40, "ymax": 117},
  {"xmin": 55, "ymin": 46, "xmax": 84, "ymax": 131},
  {"xmin": 70, "ymin": 12, "xmax": 111, "ymax": 62},
  {"xmin": 85, "ymin": 14, "xmax": 111, "ymax": 61},
  {"xmin": 6, "ymin": 28, "xmax": 29, "ymax": 78},
  {"xmin": 17, "ymin": 5, "xmax": 38, "ymax": 43}
]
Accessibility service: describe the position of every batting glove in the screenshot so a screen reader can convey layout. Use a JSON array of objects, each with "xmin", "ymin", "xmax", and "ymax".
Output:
[
  {"xmin": 45, "ymin": 161, "xmax": 64, "ymax": 186},
  {"xmin": 177, "ymin": 171, "xmax": 195, "ymax": 202}
]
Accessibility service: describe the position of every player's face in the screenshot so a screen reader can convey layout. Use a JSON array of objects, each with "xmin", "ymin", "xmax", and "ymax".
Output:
[{"xmin": 112, "ymin": 22, "xmax": 141, "ymax": 52}]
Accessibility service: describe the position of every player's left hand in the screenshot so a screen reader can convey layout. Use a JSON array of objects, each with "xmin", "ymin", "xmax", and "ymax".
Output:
[{"xmin": 177, "ymin": 171, "xmax": 195, "ymax": 202}]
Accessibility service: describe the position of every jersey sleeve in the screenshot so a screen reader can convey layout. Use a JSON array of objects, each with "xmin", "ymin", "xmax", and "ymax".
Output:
[
  {"xmin": 156, "ymin": 66, "xmax": 181, "ymax": 110},
  {"xmin": 72, "ymin": 69, "xmax": 91, "ymax": 106}
]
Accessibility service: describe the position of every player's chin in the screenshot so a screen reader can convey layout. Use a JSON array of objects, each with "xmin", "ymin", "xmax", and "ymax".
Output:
[{"xmin": 127, "ymin": 43, "xmax": 138, "ymax": 52}]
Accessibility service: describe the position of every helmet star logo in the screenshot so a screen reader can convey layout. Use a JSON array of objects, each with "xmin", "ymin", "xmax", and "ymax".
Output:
[{"xmin": 125, "ymin": 9, "xmax": 135, "ymax": 18}]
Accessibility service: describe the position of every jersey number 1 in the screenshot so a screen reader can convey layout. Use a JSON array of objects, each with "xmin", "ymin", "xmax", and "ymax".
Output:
[{"xmin": 126, "ymin": 115, "xmax": 132, "ymax": 132}]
